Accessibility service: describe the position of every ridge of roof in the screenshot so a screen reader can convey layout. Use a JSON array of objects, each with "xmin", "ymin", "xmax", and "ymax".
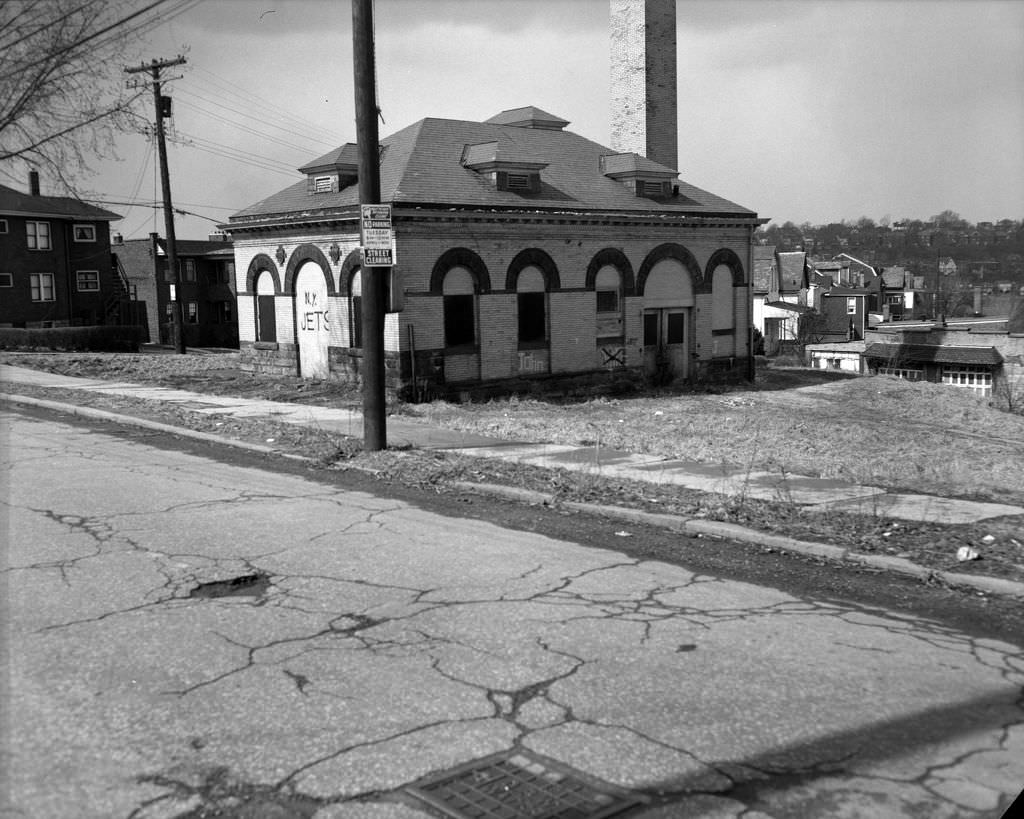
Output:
[{"xmin": 0, "ymin": 183, "xmax": 121, "ymax": 221}]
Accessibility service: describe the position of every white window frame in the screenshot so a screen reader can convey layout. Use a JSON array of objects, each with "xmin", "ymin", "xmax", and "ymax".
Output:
[
  {"xmin": 26, "ymin": 221, "xmax": 51, "ymax": 250},
  {"xmin": 941, "ymin": 364, "xmax": 992, "ymax": 396},
  {"xmin": 181, "ymin": 258, "xmax": 196, "ymax": 281},
  {"xmin": 878, "ymin": 365, "xmax": 923, "ymax": 381},
  {"xmin": 72, "ymin": 224, "xmax": 96, "ymax": 242},
  {"xmin": 76, "ymin": 270, "xmax": 100, "ymax": 291},
  {"xmin": 313, "ymin": 175, "xmax": 334, "ymax": 193},
  {"xmin": 30, "ymin": 272, "xmax": 55, "ymax": 301},
  {"xmin": 186, "ymin": 301, "xmax": 199, "ymax": 323},
  {"xmin": 846, "ymin": 297, "xmax": 857, "ymax": 314}
]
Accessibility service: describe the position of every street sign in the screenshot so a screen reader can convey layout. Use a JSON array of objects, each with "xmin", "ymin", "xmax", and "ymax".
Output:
[{"xmin": 361, "ymin": 204, "xmax": 395, "ymax": 267}]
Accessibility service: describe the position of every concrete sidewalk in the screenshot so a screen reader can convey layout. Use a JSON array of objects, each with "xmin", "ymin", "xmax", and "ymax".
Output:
[{"xmin": 3, "ymin": 362, "xmax": 1021, "ymax": 529}]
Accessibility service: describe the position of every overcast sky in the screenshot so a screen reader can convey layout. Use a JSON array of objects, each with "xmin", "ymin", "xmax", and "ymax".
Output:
[{"xmin": 45, "ymin": 0, "xmax": 1024, "ymax": 240}]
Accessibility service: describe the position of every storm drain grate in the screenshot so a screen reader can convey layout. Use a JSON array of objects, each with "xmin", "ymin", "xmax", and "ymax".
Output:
[{"xmin": 406, "ymin": 750, "xmax": 644, "ymax": 819}]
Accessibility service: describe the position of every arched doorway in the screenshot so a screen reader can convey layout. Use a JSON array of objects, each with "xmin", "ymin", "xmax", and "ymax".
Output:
[
  {"xmin": 642, "ymin": 257, "xmax": 695, "ymax": 382},
  {"xmin": 294, "ymin": 260, "xmax": 330, "ymax": 379}
]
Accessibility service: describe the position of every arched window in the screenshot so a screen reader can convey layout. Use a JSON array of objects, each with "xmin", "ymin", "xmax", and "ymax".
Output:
[
  {"xmin": 712, "ymin": 264, "xmax": 734, "ymax": 330},
  {"xmin": 254, "ymin": 270, "xmax": 276, "ymax": 343},
  {"xmin": 595, "ymin": 264, "xmax": 623, "ymax": 338},
  {"xmin": 443, "ymin": 266, "xmax": 476, "ymax": 348},
  {"xmin": 516, "ymin": 265, "xmax": 547, "ymax": 346}
]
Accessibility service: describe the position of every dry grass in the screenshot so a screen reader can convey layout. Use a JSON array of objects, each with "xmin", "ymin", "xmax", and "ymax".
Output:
[{"xmin": 403, "ymin": 371, "xmax": 1024, "ymax": 505}]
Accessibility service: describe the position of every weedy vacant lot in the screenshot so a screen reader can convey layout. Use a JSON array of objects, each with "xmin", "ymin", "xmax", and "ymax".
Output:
[{"xmin": 4, "ymin": 350, "xmax": 1023, "ymax": 506}]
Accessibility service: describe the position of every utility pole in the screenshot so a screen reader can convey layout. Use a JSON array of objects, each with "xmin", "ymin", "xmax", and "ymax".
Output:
[
  {"xmin": 352, "ymin": 0, "xmax": 386, "ymax": 450},
  {"xmin": 126, "ymin": 56, "xmax": 187, "ymax": 353}
]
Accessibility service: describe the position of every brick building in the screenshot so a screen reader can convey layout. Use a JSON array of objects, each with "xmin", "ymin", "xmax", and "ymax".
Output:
[
  {"xmin": 225, "ymin": 108, "xmax": 760, "ymax": 397},
  {"xmin": 113, "ymin": 233, "xmax": 238, "ymax": 347},
  {"xmin": 0, "ymin": 174, "xmax": 125, "ymax": 328},
  {"xmin": 224, "ymin": 0, "xmax": 762, "ymax": 397}
]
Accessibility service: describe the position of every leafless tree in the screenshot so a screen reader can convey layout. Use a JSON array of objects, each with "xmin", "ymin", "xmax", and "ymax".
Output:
[{"xmin": 0, "ymin": 0, "xmax": 181, "ymax": 193}]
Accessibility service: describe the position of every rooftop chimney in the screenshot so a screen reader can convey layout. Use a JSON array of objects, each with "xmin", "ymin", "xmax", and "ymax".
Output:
[
  {"xmin": 29, "ymin": 170, "xmax": 40, "ymax": 196},
  {"xmin": 610, "ymin": 0, "xmax": 678, "ymax": 171}
]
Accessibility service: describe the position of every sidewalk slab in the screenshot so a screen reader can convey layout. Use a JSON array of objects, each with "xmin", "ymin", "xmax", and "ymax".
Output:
[{"xmin": 4, "ymin": 363, "xmax": 1023, "ymax": 525}]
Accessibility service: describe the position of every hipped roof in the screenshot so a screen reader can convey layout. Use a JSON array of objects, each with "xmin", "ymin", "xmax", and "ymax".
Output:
[
  {"xmin": 0, "ymin": 183, "xmax": 121, "ymax": 221},
  {"xmin": 229, "ymin": 113, "xmax": 756, "ymax": 225}
]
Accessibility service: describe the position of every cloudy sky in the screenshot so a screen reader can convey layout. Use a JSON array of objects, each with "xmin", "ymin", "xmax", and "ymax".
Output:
[{"xmin": 48, "ymin": 0, "xmax": 1024, "ymax": 239}]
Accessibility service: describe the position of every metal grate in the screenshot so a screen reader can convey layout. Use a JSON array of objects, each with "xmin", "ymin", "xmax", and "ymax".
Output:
[{"xmin": 406, "ymin": 751, "xmax": 643, "ymax": 819}]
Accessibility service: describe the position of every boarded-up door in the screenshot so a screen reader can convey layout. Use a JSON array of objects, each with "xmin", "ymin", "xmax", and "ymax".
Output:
[{"xmin": 294, "ymin": 261, "xmax": 329, "ymax": 379}]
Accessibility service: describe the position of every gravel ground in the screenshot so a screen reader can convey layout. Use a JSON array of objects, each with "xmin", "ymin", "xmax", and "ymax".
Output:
[{"xmin": 3, "ymin": 349, "xmax": 1023, "ymax": 586}]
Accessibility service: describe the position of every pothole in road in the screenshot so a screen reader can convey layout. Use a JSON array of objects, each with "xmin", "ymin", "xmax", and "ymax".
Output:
[
  {"xmin": 406, "ymin": 750, "xmax": 645, "ymax": 818},
  {"xmin": 189, "ymin": 573, "xmax": 272, "ymax": 600}
]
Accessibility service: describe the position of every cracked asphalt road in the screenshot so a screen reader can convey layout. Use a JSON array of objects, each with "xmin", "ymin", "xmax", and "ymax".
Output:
[{"xmin": 3, "ymin": 409, "xmax": 1023, "ymax": 819}]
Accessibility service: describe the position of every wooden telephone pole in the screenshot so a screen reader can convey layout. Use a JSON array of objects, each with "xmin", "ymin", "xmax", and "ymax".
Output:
[
  {"xmin": 352, "ymin": 0, "xmax": 386, "ymax": 450},
  {"xmin": 126, "ymin": 56, "xmax": 187, "ymax": 353}
]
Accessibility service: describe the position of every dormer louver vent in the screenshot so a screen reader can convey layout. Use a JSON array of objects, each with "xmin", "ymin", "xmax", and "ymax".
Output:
[
  {"xmin": 299, "ymin": 143, "xmax": 360, "ymax": 196},
  {"xmin": 462, "ymin": 141, "xmax": 548, "ymax": 194},
  {"xmin": 600, "ymin": 152, "xmax": 680, "ymax": 200}
]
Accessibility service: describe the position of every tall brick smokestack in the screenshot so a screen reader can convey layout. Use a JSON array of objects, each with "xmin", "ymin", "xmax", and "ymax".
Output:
[{"xmin": 610, "ymin": 0, "xmax": 678, "ymax": 171}]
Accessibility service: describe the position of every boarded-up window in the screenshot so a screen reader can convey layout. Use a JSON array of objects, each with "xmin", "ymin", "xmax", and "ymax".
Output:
[
  {"xmin": 712, "ymin": 264, "xmax": 733, "ymax": 330},
  {"xmin": 595, "ymin": 264, "xmax": 622, "ymax": 338},
  {"xmin": 667, "ymin": 312, "xmax": 685, "ymax": 344}
]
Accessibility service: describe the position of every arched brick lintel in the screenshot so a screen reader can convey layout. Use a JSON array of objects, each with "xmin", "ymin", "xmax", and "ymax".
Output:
[{"xmin": 429, "ymin": 247, "xmax": 491, "ymax": 294}]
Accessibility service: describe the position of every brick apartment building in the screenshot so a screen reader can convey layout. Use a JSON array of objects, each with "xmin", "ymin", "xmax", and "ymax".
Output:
[{"xmin": 0, "ymin": 173, "xmax": 125, "ymax": 328}]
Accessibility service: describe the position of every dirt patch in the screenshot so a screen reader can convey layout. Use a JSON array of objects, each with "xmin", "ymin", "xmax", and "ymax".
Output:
[{"xmin": 3, "ymin": 350, "xmax": 1023, "ymax": 586}]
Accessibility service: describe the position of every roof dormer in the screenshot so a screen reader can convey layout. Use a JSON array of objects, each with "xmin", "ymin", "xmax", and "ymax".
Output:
[
  {"xmin": 461, "ymin": 141, "xmax": 548, "ymax": 193},
  {"xmin": 298, "ymin": 143, "xmax": 360, "ymax": 195},
  {"xmin": 600, "ymin": 152, "xmax": 680, "ymax": 199}
]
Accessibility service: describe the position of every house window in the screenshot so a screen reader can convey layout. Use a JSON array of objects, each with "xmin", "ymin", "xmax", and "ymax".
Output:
[
  {"xmin": 942, "ymin": 365, "xmax": 992, "ymax": 396},
  {"xmin": 73, "ymin": 224, "xmax": 96, "ymax": 242},
  {"xmin": 76, "ymin": 270, "xmax": 100, "ymax": 291},
  {"xmin": 186, "ymin": 302, "xmax": 199, "ymax": 323},
  {"xmin": 0, "ymin": 219, "xmax": 8, "ymax": 233},
  {"xmin": 878, "ymin": 366, "xmax": 923, "ymax": 381},
  {"xmin": 211, "ymin": 301, "xmax": 232, "ymax": 323},
  {"xmin": 0, "ymin": 272, "xmax": 12, "ymax": 287},
  {"xmin": 181, "ymin": 259, "xmax": 196, "ymax": 281},
  {"xmin": 26, "ymin": 221, "xmax": 51, "ymax": 250},
  {"xmin": 440, "ymin": 266, "xmax": 476, "ymax": 348},
  {"xmin": 30, "ymin": 273, "xmax": 55, "ymax": 301},
  {"xmin": 846, "ymin": 297, "xmax": 857, "ymax": 314},
  {"xmin": 596, "ymin": 290, "xmax": 618, "ymax": 313}
]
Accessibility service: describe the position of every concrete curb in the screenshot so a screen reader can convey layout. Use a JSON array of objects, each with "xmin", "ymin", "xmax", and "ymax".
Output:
[
  {"xmin": 1, "ymin": 393, "xmax": 310, "ymax": 462},
  {"xmin": 6, "ymin": 392, "xmax": 1022, "ymax": 601},
  {"xmin": 452, "ymin": 481, "xmax": 1024, "ymax": 600}
]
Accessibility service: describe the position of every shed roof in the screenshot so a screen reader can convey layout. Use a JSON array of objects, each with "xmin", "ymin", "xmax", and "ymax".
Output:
[{"xmin": 863, "ymin": 343, "xmax": 1003, "ymax": 366}]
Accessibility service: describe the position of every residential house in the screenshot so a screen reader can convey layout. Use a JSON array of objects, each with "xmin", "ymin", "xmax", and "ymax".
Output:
[
  {"xmin": 113, "ymin": 233, "xmax": 238, "ymax": 347},
  {"xmin": 754, "ymin": 250, "xmax": 812, "ymax": 355},
  {"xmin": 224, "ymin": 107, "xmax": 761, "ymax": 395},
  {"xmin": 0, "ymin": 174, "xmax": 127, "ymax": 328}
]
